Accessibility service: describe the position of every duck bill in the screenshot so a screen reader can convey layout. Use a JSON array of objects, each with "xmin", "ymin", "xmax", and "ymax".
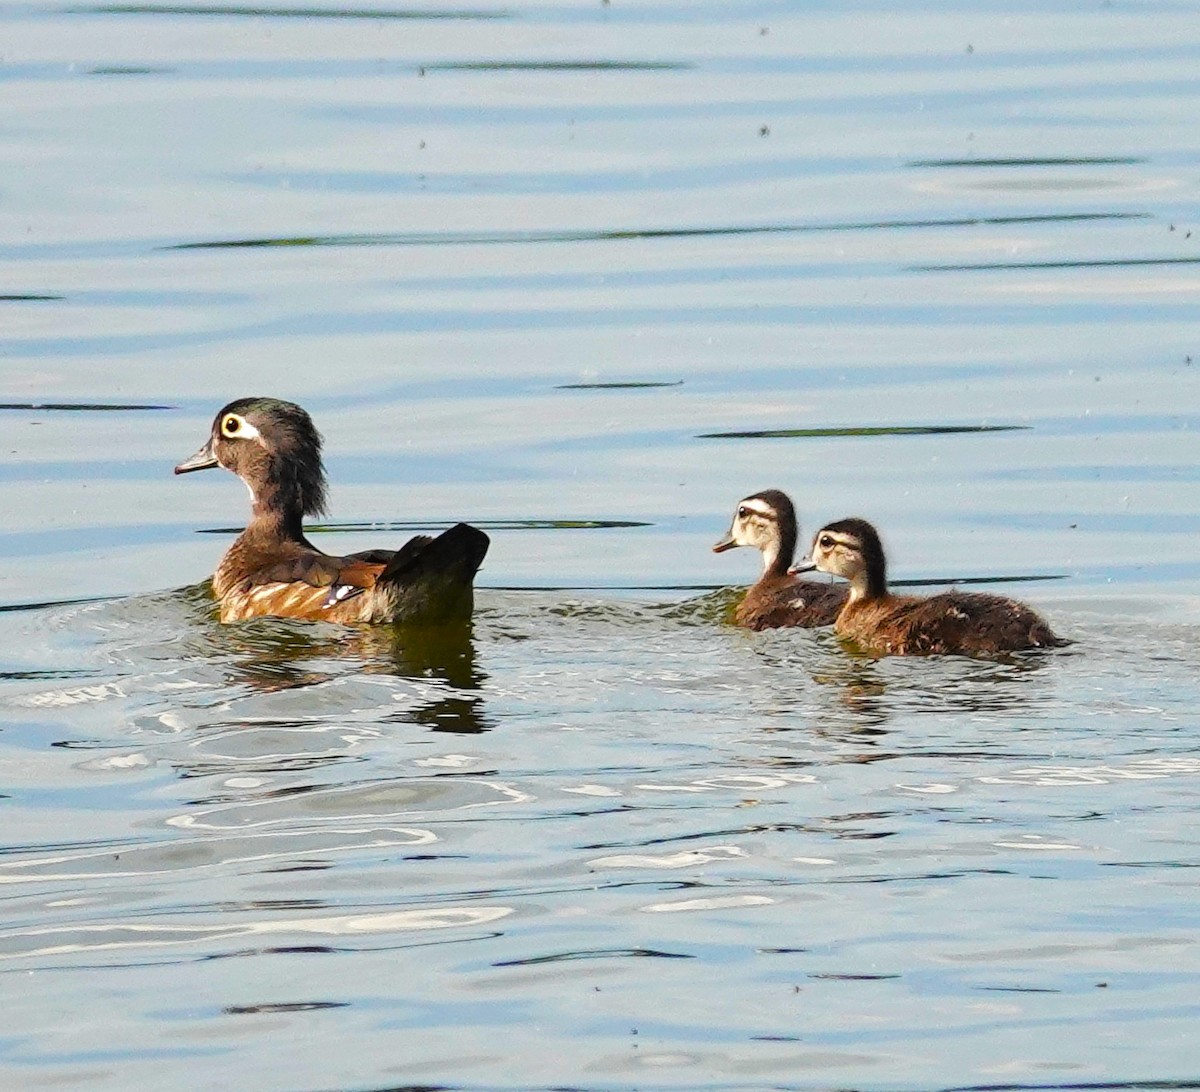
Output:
[
  {"xmin": 712, "ymin": 532, "xmax": 738, "ymax": 553},
  {"xmin": 174, "ymin": 437, "xmax": 219, "ymax": 475},
  {"xmin": 789, "ymin": 557, "xmax": 817, "ymax": 575}
]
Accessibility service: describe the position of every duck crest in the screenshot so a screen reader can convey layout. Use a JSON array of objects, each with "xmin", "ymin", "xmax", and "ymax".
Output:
[{"xmin": 227, "ymin": 397, "xmax": 328, "ymax": 523}]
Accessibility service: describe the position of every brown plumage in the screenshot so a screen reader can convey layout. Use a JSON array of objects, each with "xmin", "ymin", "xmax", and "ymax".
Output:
[
  {"xmin": 175, "ymin": 397, "xmax": 489, "ymax": 625},
  {"xmin": 713, "ymin": 489, "xmax": 847, "ymax": 629},
  {"xmin": 793, "ymin": 517, "xmax": 1066, "ymax": 657}
]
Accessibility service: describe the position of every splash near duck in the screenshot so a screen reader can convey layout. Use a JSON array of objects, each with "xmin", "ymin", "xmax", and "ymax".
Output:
[
  {"xmin": 713, "ymin": 489, "xmax": 847, "ymax": 629},
  {"xmin": 794, "ymin": 517, "xmax": 1066, "ymax": 657},
  {"xmin": 175, "ymin": 397, "xmax": 489, "ymax": 625}
]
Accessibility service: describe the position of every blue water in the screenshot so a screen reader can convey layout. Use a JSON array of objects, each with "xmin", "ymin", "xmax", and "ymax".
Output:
[{"xmin": 2, "ymin": 1, "xmax": 1200, "ymax": 1088}]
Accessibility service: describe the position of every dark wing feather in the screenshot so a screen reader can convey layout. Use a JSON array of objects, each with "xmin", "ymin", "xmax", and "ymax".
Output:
[
  {"xmin": 364, "ymin": 524, "xmax": 490, "ymax": 624},
  {"xmin": 247, "ymin": 553, "xmax": 343, "ymax": 588},
  {"xmin": 344, "ymin": 548, "xmax": 398, "ymax": 566}
]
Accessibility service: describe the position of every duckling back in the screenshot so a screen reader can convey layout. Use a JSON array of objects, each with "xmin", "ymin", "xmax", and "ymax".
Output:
[
  {"xmin": 837, "ymin": 589, "xmax": 1066, "ymax": 656},
  {"xmin": 736, "ymin": 575, "xmax": 847, "ymax": 630}
]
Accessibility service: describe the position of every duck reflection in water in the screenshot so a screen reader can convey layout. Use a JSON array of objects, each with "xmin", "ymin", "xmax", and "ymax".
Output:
[
  {"xmin": 747, "ymin": 624, "xmax": 1057, "ymax": 747},
  {"xmin": 191, "ymin": 595, "xmax": 492, "ymax": 735},
  {"xmin": 813, "ymin": 643, "xmax": 1057, "ymax": 742}
]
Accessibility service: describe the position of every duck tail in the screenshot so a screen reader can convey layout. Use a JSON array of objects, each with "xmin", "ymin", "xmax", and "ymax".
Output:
[{"xmin": 373, "ymin": 522, "xmax": 490, "ymax": 624}]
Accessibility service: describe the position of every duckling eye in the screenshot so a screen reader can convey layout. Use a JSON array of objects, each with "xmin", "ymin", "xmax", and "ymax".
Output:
[
  {"xmin": 819, "ymin": 534, "xmax": 834, "ymax": 549},
  {"xmin": 221, "ymin": 414, "xmax": 244, "ymax": 437},
  {"xmin": 737, "ymin": 506, "xmax": 749, "ymax": 519}
]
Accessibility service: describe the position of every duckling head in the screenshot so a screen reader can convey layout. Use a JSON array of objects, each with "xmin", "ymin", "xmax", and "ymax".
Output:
[
  {"xmin": 712, "ymin": 489, "xmax": 798, "ymax": 575},
  {"xmin": 175, "ymin": 397, "xmax": 328, "ymax": 519},
  {"xmin": 795, "ymin": 517, "xmax": 887, "ymax": 599}
]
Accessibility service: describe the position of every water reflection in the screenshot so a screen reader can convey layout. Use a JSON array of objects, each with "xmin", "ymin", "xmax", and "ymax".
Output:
[
  {"xmin": 183, "ymin": 590, "xmax": 491, "ymax": 734},
  {"xmin": 373, "ymin": 623, "xmax": 492, "ymax": 734},
  {"xmin": 746, "ymin": 628, "xmax": 1060, "ymax": 743}
]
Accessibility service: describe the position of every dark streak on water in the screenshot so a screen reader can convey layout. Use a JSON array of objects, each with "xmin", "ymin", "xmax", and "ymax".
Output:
[
  {"xmin": 810, "ymin": 972, "xmax": 903, "ymax": 981},
  {"xmin": 87, "ymin": 66, "xmax": 175, "ymax": 76},
  {"xmin": 488, "ymin": 574, "xmax": 1067, "ymax": 591},
  {"xmin": 908, "ymin": 157, "xmax": 1144, "ymax": 168},
  {"xmin": 698, "ymin": 425, "xmax": 1028, "ymax": 439},
  {"xmin": 0, "ymin": 595, "xmax": 118, "ymax": 613},
  {"xmin": 197, "ymin": 519, "xmax": 653, "ymax": 535},
  {"xmin": 915, "ymin": 256, "xmax": 1200, "ymax": 273},
  {"xmin": 555, "ymin": 381, "xmax": 683, "ymax": 390},
  {"xmin": 73, "ymin": 4, "xmax": 512, "ymax": 19},
  {"xmin": 493, "ymin": 947, "xmax": 693, "ymax": 966},
  {"xmin": 977, "ymin": 985, "xmax": 1063, "ymax": 993},
  {"xmin": 165, "ymin": 213, "xmax": 1149, "ymax": 252},
  {"xmin": 423, "ymin": 61, "xmax": 692, "ymax": 71},
  {"xmin": 942, "ymin": 1084, "xmax": 1200, "ymax": 1092},
  {"xmin": 0, "ymin": 403, "xmax": 175, "ymax": 411},
  {"xmin": 224, "ymin": 1001, "xmax": 349, "ymax": 1014}
]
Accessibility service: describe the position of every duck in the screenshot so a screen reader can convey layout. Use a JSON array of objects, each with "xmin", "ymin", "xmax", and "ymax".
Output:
[
  {"xmin": 712, "ymin": 489, "xmax": 848, "ymax": 629},
  {"xmin": 792, "ymin": 517, "xmax": 1066, "ymax": 656},
  {"xmin": 174, "ymin": 397, "xmax": 489, "ymax": 625}
]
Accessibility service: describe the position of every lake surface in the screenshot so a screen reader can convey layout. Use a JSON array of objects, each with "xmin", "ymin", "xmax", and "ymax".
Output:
[{"xmin": 2, "ymin": 1, "xmax": 1200, "ymax": 1089}]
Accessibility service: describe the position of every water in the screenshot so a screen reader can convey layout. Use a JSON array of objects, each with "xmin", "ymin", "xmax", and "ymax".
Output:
[{"xmin": 3, "ymin": 1, "xmax": 1200, "ymax": 1088}]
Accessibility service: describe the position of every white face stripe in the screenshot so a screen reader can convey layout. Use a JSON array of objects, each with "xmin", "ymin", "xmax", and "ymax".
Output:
[
  {"xmin": 221, "ymin": 413, "xmax": 262, "ymax": 442},
  {"xmin": 737, "ymin": 498, "xmax": 776, "ymax": 520}
]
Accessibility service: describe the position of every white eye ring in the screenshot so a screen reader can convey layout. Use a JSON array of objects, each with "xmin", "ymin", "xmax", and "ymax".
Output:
[{"xmin": 221, "ymin": 414, "xmax": 261, "ymax": 440}]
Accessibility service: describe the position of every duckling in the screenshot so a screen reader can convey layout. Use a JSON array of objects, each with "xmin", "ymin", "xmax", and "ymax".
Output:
[
  {"xmin": 793, "ymin": 517, "xmax": 1065, "ymax": 656},
  {"xmin": 175, "ymin": 397, "xmax": 489, "ymax": 624},
  {"xmin": 712, "ymin": 489, "xmax": 847, "ymax": 629}
]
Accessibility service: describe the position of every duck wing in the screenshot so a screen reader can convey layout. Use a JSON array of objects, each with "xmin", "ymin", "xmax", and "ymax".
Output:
[
  {"xmin": 218, "ymin": 527, "xmax": 488, "ymax": 623},
  {"xmin": 216, "ymin": 549, "xmax": 383, "ymax": 622}
]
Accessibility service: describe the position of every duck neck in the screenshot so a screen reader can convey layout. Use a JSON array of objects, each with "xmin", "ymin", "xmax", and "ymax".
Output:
[
  {"xmin": 848, "ymin": 560, "xmax": 888, "ymax": 604},
  {"xmin": 245, "ymin": 473, "xmax": 307, "ymax": 542},
  {"xmin": 762, "ymin": 524, "xmax": 796, "ymax": 579}
]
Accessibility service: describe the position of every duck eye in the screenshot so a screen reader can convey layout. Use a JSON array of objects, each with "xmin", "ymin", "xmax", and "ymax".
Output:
[
  {"xmin": 737, "ymin": 506, "xmax": 748, "ymax": 518},
  {"xmin": 819, "ymin": 535, "xmax": 833, "ymax": 549},
  {"xmin": 221, "ymin": 414, "xmax": 242, "ymax": 437}
]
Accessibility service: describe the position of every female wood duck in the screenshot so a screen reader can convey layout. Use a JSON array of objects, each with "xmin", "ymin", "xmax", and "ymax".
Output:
[
  {"xmin": 175, "ymin": 397, "xmax": 489, "ymax": 624},
  {"xmin": 713, "ymin": 489, "xmax": 848, "ymax": 629},
  {"xmin": 793, "ymin": 517, "xmax": 1066, "ymax": 656}
]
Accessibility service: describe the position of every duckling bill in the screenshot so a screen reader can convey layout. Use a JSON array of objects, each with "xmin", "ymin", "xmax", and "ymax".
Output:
[
  {"xmin": 794, "ymin": 517, "xmax": 1066, "ymax": 657},
  {"xmin": 713, "ymin": 489, "xmax": 847, "ymax": 629},
  {"xmin": 175, "ymin": 397, "xmax": 489, "ymax": 625}
]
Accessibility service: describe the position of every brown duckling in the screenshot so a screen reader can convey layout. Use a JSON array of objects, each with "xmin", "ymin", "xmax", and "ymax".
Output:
[
  {"xmin": 713, "ymin": 489, "xmax": 848, "ymax": 629},
  {"xmin": 175, "ymin": 397, "xmax": 489, "ymax": 624},
  {"xmin": 793, "ymin": 517, "xmax": 1066, "ymax": 656}
]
